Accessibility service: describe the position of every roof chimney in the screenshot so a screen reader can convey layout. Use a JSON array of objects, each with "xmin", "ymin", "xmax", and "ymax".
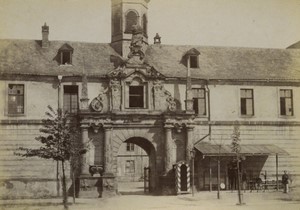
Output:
[
  {"xmin": 42, "ymin": 23, "xmax": 49, "ymax": 48},
  {"xmin": 154, "ymin": 33, "xmax": 161, "ymax": 44}
]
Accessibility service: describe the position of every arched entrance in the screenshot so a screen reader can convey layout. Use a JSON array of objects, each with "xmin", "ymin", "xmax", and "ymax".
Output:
[{"xmin": 116, "ymin": 137, "xmax": 156, "ymax": 194}]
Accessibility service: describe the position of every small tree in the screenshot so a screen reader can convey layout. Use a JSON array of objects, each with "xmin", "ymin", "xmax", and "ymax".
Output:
[
  {"xmin": 231, "ymin": 125, "xmax": 245, "ymax": 205},
  {"xmin": 15, "ymin": 106, "xmax": 87, "ymax": 209}
]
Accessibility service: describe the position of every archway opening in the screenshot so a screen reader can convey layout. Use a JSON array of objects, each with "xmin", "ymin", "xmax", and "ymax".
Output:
[{"xmin": 117, "ymin": 137, "xmax": 155, "ymax": 195}]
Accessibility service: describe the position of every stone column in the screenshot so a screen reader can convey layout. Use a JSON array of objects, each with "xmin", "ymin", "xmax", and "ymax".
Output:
[
  {"xmin": 164, "ymin": 124, "xmax": 173, "ymax": 173},
  {"xmin": 104, "ymin": 126, "xmax": 113, "ymax": 174},
  {"xmin": 186, "ymin": 125, "xmax": 194, "ymax": 162},
  {"xmin": 81, "ymin": 125, "xmax": 90, "ymax": 176}
]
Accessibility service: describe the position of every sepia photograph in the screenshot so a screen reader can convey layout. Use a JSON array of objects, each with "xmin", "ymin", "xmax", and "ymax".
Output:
[{"xmin": 0, "ymin": 0, "xmax": 300, "ymax": 209}]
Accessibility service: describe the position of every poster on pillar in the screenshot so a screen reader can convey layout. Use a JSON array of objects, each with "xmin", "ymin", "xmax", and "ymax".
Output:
[{"xmin": 174, "ymin": 161, "xmax": 190, "ymax": 195}]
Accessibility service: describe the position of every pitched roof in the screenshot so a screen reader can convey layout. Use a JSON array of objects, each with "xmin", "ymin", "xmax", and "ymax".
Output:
[
  {"xmin": 145, "ymin": 44, "xmax": 300, "ymax": 80},
  {"xmin": 1, "ymin": 39, "xmax": 300, "ymax": 81},
  {"xmin": 287, "ymin": 41, "xmax": 300, "ymax": 49},
  {"xmin": 0, "ymin": 39, "xmax": 119, "ymax": 77}
]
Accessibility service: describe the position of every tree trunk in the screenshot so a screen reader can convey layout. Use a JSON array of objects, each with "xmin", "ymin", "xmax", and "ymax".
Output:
[
  {"xmin": 236, "ymin": 157, "xmax": 243, "ymax": 205},
  {"xmin": 72, "ymin": 171, "xmax": 76, "ymax": 203},
  {"xmin": 61, "ymin": 160, "xmax": 68, "ymax": 210}
]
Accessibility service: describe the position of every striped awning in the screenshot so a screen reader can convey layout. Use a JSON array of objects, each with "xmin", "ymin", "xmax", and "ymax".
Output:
[{"xmin": 194, "ymin": 142, "xmax": 289, "ymax": 156}]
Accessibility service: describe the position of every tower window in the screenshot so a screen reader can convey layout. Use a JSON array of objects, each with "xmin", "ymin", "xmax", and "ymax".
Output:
[
  {"xmin": 142, "ymin": 14, "xmax": 147, "ymax": 36},
  {"xmin": 125, "ymin": 11, "xmax": 138, "ymax": 33},
  {"xmin": 280, "ymin": 89, "xmax": 293, "ymax": 116}
]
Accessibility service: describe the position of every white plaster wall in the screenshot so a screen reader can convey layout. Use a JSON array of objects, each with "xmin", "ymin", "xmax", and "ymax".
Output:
[{"xmin": 0, "ymin": 81, "xmax": 58, "ymax": 120}]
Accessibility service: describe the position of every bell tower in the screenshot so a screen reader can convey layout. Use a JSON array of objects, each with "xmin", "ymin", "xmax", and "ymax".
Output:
[{"xmin": 111, "ymin": 0, "xmax": 150, "ymax": 57}]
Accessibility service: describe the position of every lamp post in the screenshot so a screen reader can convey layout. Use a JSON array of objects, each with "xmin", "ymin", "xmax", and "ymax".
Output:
[{"xmin": 190, "ymin": 149, "xmax": 196, "ymax": 196}]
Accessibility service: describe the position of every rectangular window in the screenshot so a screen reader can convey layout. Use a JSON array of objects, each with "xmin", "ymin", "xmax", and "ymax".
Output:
[
  {"xmin": 61, "ymin": 51, "xmax": 72, "ymax": 65},
  {"xmin": 126, "ymin": 143, "xmax": 134, "ymax": 151},
  {"xmin": 240, "ymin": 89, "xmax": 254, "ymax": 116},
  {"xmin": 125, "ymin": 160, "xmax": 135, "ymax": 174},
  {"xmin": 129, "ymin": 86, "xmax": 144, "ymax": 108},
  {"xmin": 63, "ymin": 85, "xmax": 78, "ymax": 113},
  {"xmin": 280, "ymin": 89, "xmax": 293, "ymax": 116},
  {"xmin": 190, "ymin": 56, "xmax": 198, "ymax": 68},
  {"xmin": 192, "ymin": 88, "xmax": 206, "ymax": 115},
  {"xmin": 8, "ymin": 84, "xmax": 24, "ymax": 115}
]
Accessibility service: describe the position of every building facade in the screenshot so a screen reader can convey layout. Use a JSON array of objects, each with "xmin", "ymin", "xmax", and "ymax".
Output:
[{"xmin": 0, "ymin": 0, "xmax": 300, "ymax": 197}]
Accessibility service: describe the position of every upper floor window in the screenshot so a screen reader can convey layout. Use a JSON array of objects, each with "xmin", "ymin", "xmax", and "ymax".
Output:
[
  {"xmin": 280, "ymin": 89, "xmax": 293, "ymax": 116},
  {"xmin": 63, "ymin": 85, "xmax": 78, "ymax": 114},
  {"xmin": 58, "ymin": 44, "xmax": 74, "ymax": 65},
  {"xmin": 240, "ymin": 89, "xmax": 254, "ymax": 116},
  {"xmin": 129, "ymin": 86, "xmax": 144, "ymax": 108},
  {"xmin": 192, "ymin": 88, "xmax": 206, "ymax": 115},
  {"xmin": 126, "ymin": 77, "xmax": 147, "ymax": 109},
  {"xmin": 126, "ymin": 143, "xmax": 134, "ymax": 151},
  {"xmin": 8, "ymin": 84, "xmax": 24, "ymax": 115},
  {"xmin": 125, "ymin": 11, "xmax": 138, "ymax": 33}
]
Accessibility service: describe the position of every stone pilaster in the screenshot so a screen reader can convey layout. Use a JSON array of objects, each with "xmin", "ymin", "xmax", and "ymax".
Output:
[
  {"xmin": 185, "ymin": 57, "xmax": 194, "ymax": 113},
  {"xmin": 80, "ymin": 125, "xmax": 90, "ymax": 176},
  {"xmin": 104, "ymin": 126, "xmax": 113, "ymax": 174},
  {"xmin": 80, "ymin": 74, "xmax": 89, "ymax": 111},
  {"xmin": 164, "ymin": 124, "xmax": 173, "ymax": 173},
  {"xmin": 186, "ymin": 125, "xmax": 194, "ymax": 162}
]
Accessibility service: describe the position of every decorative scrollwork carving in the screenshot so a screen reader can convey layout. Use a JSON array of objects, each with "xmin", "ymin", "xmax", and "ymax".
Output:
[
  {"xmin": 165, "ymin": 90, "xmax": 177, "ymax": 112},
  {"xmin": 90, "ymin": 94, "xmax": 104, "ymax": 112}
]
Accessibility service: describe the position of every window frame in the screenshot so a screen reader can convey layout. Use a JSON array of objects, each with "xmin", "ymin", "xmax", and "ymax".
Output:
[
  {"xmin": 6, "ymin": 83, "xmax": 26, "ymax": 116},
  {"xmin": 125, "ymin": 10, "xmax": 138, "ymax": 33},
  {"xmin": 192, "ymin": 88, "xmax": 207, "ymax": 116},
  {"xmin": 126, "ymin": 143, "xmax": 135, "ymax": 152},
  {"xmin": 125, "ymin": 77, "xmax": 148, "ymax": 110},
  {"xmin": 63, "ymin": 85, "xmax": 79, "ymax": 114},
  {"xmin": 279, "ymin": 89, "xmax": 294, "ymax": 117},
  {"xmin": 189, "ymin": 55, "xmax": 199, "ymax": 68},
  {"xmin": 125, "ymin": 160, "xmax": 135, "ymax": 174},
  {"xmin": 60, "ymin": 51, "xmax": 72, "ymax": 65},
  {"xmin": 240, "ymin": 88, "xmax": 254, "ymax": 117}
]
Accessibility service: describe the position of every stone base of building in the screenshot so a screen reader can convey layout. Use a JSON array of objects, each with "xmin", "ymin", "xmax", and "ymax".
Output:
[
  {"xmin": 0, "ymin": 178, "xmax": 59, "ymax": 199},
  {"xmin": 159, "ymin": 172, "xmax": 176, "ymax": 195},
  {"xmin": 78, "ymin": 174, "xmax": 117, "ymax": 198}
]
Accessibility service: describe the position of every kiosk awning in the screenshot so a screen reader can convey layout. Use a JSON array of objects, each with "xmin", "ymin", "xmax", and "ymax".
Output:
[{"xmin": 194, "ymin": 143, "xmax": 289, "ymax": 156}]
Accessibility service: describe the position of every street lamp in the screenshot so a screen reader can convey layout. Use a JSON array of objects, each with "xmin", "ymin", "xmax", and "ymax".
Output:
[{"xmin": 190, "ymin": 149, "xmax": 196, "ymax": 196}]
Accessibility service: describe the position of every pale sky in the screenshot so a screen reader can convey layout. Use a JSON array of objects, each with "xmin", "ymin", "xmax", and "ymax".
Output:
[{"xmin": 0, "ymin": 0, "xmax": 300, "ymax": 49}]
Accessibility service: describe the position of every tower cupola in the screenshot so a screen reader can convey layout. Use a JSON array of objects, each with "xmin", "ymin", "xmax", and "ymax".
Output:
[{"xmin": 111, "ymin": 0, "xmax": 150, "ymax": 57}]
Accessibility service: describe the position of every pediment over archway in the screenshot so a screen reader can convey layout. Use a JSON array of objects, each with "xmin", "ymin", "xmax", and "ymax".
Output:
[{"xmin": 107, "ymin": 65, "xmax": 165, "ymax": 80}]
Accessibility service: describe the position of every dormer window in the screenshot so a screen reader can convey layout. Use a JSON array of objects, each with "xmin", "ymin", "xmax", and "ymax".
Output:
[
  {"xmin": 183, "ymin": 48, "xmax": 200, "ymax": 68},
  {"xmin": 190, "ymin": 55, "xmax": 198, "ymax": 68},
  {"xmin": 58, "ymin": 43, "xmax": 74, "ymax": 65}
]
